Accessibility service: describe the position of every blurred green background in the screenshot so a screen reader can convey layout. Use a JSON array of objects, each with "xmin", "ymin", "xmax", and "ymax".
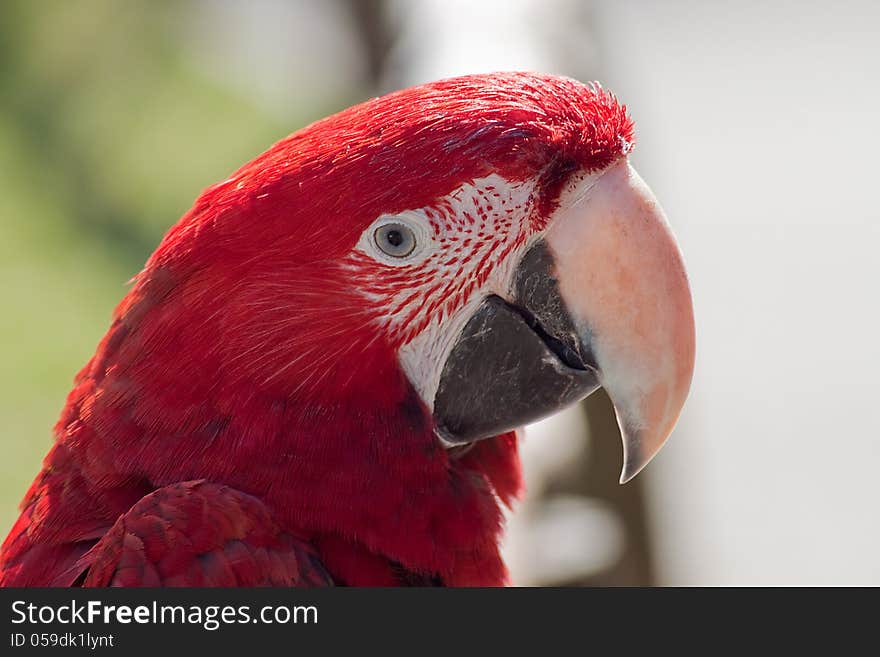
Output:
[{"xmin": 0, "ymin": 0, "xmax": 365, "ymax": 532}]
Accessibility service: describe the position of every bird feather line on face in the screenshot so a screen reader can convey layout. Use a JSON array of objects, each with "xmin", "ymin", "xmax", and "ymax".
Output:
[{"xmin": 346, "ymin": 172, "xmax": 545, "ymax": 409}]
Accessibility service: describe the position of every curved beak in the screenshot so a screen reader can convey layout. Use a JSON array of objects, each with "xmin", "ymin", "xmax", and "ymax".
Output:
[
  {"xmin": 545, "ymin": 159, "xmax": 695, "ymax": 482},
  {"xmin": 433, "ymin": 157, "xmax": 695, "ymax": 484}
]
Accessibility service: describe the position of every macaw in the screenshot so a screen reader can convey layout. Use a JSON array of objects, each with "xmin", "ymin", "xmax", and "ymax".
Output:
[{"xmin": 0, "ymin": 72, "xmax": 694, "ymax": 586}]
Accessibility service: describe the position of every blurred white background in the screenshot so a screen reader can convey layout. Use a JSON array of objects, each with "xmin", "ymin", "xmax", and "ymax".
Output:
[{"xmin": 601, "ymin": 0, "xmax": 880, "ymax": 585}]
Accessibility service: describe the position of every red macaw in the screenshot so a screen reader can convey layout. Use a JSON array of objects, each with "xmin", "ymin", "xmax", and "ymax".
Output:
[{"xmin": 0, "ymin": 73, "xmax": 694, "ymax": 587}]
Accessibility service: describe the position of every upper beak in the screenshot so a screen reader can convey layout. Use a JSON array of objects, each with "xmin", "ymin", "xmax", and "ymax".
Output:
[
  {"xmin": 544, "ymin": 158, "xmax": 695, "ymax": 482},
  {"xmin": 432, "ymin": 157, "xmax": 695, "ymax": 484}
]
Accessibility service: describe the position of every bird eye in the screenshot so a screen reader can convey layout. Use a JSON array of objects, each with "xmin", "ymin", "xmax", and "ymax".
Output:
[{"xmin": 374, "ymin": 223, "xmax": 416, "ymax": 258}]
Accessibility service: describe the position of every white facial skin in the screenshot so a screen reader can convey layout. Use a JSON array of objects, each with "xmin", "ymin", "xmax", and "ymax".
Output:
[{"xmin": 350, "ymin": 172, "xmax": 545, "ymax": 407}]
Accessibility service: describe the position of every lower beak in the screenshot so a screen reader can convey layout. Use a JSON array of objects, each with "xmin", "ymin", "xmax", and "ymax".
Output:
[{"xmin": 432, "ymin": 158, "xmax": 695, "ymax": 483}]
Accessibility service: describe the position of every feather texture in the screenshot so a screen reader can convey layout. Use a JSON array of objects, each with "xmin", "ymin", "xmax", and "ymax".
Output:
[{"xmin": 1, "ymin": 72, "xmax": 630, "ymax": 586}]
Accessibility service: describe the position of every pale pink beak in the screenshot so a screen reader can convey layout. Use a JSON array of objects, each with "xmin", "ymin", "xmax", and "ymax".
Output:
[{"xmin": 545, "ymin": 158, "xmax": 696, "ymax": 483}]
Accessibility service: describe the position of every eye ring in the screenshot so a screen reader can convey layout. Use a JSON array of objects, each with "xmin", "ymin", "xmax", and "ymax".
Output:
[{"xmin": 374, "ymin": 222, "xmax": 417, "ymax": 258}]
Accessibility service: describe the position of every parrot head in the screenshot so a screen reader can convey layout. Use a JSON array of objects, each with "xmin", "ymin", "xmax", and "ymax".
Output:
[{"xmin": 91, "ymin": 72, "xmax": 694, "ymax": 583}]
